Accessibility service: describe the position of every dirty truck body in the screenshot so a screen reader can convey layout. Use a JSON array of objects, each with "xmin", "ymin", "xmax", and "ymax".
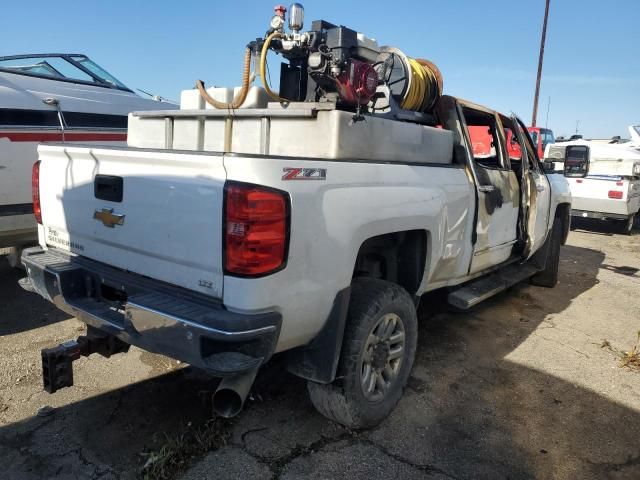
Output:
[
  {"xmin": 22, "ymin": 94, "xmax": 571, "ymax": 426},
  {"xmin": 21, "ymin": 9, "xmax": 571, "ymax": 427}
]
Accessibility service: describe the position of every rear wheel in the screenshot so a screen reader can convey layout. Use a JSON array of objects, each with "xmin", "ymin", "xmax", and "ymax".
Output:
[
  {"xmin": 307, "ymin": 278, "xmax": 417, "ymax": 429},
  {"xmin": 530, "ymin": 218, "xmax": 563, "ymax": 288}
]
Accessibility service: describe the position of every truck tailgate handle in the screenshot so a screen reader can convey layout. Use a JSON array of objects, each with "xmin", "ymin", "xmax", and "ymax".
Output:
[
  {"xmin": 478, "ymin": 185, "xmax": 495, "ymax": 193},
  {"xmin": 94, "ymin": 175, "xmax": 123, "ymax": 202}
]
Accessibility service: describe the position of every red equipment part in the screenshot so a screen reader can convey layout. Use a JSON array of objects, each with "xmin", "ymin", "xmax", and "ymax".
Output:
[{"xmin": 334, "ymin": 60, "xmax": 378, "ymax": 106}]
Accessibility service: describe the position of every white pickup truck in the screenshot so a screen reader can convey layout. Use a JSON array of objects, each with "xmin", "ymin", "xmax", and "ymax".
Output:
[{"xmin": 21, "ymin": 10, "xmax": 571, "ymax": 428}]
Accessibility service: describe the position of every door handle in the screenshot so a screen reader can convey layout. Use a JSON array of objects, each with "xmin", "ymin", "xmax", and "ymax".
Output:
[
  {"xmin": 478, "ymin": 185, "xmax": 495, "ymax": 193},
  {"xmin": 536, "ymin": 185, "xmax": 545, "ymax": 193}
]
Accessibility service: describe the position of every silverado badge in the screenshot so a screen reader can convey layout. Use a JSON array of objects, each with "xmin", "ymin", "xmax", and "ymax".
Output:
[{"xmin": 93, "ymin": 208, "xmax": 125, "ymax": 228}]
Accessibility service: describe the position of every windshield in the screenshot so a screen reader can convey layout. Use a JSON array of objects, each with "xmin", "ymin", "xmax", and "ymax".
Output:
[
  {"xmin": 530, "ymin": 131, "xmax": 540, "ymax": 147},
  {"xmin": 0, "ymin": 54, "xmax": 132, "ymax": 91}
]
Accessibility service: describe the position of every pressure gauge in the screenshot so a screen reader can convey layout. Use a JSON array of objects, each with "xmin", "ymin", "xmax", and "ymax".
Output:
[{"xmin": 270, "ymin": 15, "xmax": 284, "ymax": 31}]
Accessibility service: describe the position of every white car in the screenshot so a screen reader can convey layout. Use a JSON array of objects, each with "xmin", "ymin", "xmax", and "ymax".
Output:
[{"xmin": 546, "ymin": 126, "xmax": 640, "ymax": 234}]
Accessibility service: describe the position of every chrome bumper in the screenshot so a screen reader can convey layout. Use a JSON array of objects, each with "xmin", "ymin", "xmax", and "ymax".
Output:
[{"xmin": 21, "ymin": 247, "xmax": 281, "ymax": 376}]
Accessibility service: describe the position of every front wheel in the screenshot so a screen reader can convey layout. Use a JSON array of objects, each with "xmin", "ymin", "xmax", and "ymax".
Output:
[
  {"xmin": 307, "ymin": 278, "xmax": 418, "ymax": 429},
  {"xmin": 619, "ymin": 214, "xmax": 636, "ymax": 235},
  {"xmin": 530, "ymin": 217, "xmax": 563, "ymax": 288}
]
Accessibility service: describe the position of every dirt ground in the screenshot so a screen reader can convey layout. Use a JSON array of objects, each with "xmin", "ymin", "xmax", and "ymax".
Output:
[{"xmin": 1, "ymin": 218, "xmax": 639, "ymax": 480}]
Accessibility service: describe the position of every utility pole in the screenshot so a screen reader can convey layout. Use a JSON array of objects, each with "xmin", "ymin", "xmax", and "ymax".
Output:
[{"xmin": 532, "ymin": 0, "xmax": 551, "ymax": 127}]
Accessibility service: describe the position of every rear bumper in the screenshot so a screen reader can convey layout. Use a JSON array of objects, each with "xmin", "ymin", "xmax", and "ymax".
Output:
[
  {"xmin": 571, "ymin": 209, "xmax": 629, "ymax": 221},
  {"xmin": 21, "ymin": 246, "xmax": 281, "ymax": 376}
]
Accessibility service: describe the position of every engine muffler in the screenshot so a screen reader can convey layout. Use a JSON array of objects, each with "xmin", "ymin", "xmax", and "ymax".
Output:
[{"xmin": 212, "ymin": 367, "xmax": 259, "ymax": 418}]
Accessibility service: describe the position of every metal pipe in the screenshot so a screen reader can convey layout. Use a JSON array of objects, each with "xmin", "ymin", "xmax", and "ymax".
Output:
[
  {"xmin": 532, "ymin": 0, "xmax": 551, "ymax": 127},
  {"xmin": 212, "ymin": 367, "xmax": 259, "ymax": 418}
]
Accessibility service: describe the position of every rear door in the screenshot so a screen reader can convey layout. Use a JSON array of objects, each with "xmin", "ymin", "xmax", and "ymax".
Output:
[
  {"xmin": 458, "ymin": 102, "xmax": 520, "ymax": 274},
  {"xmin": 513, "ymin": 117, "xmax": 551, "ymax": 258},
  {"xmin": 38, "ymin": 145, "xmax": 226, "ymax": 298}
]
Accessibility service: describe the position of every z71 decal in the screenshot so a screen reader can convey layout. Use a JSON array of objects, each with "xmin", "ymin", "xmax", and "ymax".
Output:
[{"xmin": 282, "ymin": 167, "xmax": 327, "ymax": 180}]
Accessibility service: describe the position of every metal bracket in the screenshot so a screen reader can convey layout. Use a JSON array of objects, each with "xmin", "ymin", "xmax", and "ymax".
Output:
[{"xmin": 41, "ymin": 327, "xmax": 130, "ymax": 394}]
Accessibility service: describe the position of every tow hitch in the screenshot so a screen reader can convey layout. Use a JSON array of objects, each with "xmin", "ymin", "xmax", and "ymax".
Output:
[{"xmin": 41, "ymin": 326, "xmax": 130, "ymax": 393}]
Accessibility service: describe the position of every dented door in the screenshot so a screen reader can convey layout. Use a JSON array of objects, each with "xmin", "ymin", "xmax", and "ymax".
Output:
[
  {"xmin": 457, "ymin": 102, "xmax": 520, "ymax": 274},
  {"xmin": 512, "ymin": 116, "xmax": 551, "ymax": 258}
]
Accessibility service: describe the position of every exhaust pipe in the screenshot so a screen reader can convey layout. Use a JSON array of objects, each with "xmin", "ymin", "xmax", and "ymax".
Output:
[{"xmin": 212, "ymin": 367, "xmax": 259, "ymax": 418}]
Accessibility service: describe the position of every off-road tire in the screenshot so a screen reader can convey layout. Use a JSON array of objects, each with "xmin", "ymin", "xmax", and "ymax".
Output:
[
  {"xmin": 307, "ymin": 278, "xmax": 418, "ymax": 429},
  {"xmin": 530, "ymin": 218, "xmax": 563, "ymax": 288}
]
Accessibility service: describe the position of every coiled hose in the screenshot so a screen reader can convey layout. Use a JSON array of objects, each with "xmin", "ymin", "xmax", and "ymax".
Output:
[
  {"xmin": 196, "ymin": 47, "xmax": 252, "ymax": 109},
  {"xmin": 260, "ymin": 31, "xmax": 288, "ymax": 103},
  {"xmin": 400, "ymin": 57, "xmax": 443, "ymax": 112}
]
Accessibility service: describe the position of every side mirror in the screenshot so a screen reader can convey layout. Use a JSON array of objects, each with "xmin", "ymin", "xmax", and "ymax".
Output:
[
  {"xmin": 543, "ymin": 160, "xmax": 555, "ymax": 173},
  {"xmin": 564, "ymin": 145, "xmax": 589, "ymax": 178}
]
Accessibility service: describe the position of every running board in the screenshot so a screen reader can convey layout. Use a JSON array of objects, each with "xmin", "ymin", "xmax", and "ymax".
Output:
[{"xmin": 447, "ymin": 263, "xmax": 539, "ymax": 310}]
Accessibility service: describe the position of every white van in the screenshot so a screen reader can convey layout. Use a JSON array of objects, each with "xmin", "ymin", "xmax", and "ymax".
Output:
[{"xmin": 546, "ymin": 127, "xmax": 640, "ymax": 234}]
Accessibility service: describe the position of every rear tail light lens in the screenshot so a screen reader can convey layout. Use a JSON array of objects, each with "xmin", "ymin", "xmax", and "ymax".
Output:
[
  {"xmin": 608, "ymin": 190, "xmax": 623, "ymax": 199},
  {"xmin": 224, "ymin": 183, "xmax": 289, "ymax": 276},
  {"xmin": 32, "ymin": 160, "xmax": 42, "ymax": 224}
]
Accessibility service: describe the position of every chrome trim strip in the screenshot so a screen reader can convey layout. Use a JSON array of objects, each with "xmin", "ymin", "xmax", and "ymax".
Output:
[{"xmin": 126, "ymin": 301, "xmax": 276, "ymax": 340}]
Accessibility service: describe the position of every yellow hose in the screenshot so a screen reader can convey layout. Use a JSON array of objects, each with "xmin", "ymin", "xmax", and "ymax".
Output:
[
  {"xmin": 260, "ymin": 31, "xmax": 288, "ymax": 103},
  {"xmin": 400, "ymin": 57, "xmax": 442, "ymax": 112},
  {"xmin": 196, "ymin": 47, "xmax": 252, "ymax": 109}
]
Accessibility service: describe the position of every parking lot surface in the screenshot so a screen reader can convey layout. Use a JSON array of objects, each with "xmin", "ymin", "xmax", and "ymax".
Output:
[{"xmin": 1, "ymin": 219, "xmax": 639, "ymax": 480}]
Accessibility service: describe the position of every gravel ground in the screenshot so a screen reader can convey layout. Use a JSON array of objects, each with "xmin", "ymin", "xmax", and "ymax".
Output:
[{"xmin": 0, "ymin": 218, "xmax": 639, "ymax": 480}]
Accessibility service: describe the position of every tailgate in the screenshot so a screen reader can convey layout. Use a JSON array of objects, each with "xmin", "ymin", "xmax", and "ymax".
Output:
[{"xmin": 38, "ymin": 145, "xmax": 226, "ymax": 298}]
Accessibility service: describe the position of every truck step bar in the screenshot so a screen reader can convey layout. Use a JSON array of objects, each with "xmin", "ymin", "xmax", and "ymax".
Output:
[{"xmin": 447, "ymin": 263, "xmax": 539, "ymax": 310}]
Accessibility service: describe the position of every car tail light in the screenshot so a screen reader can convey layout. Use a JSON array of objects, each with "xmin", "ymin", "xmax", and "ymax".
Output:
[
  {"xmin": 608, "ymin": 190, "xmax": 623, "ymax": 199},
  {"xmin": 225, "ymin": 183, "xmax": 289, "ymax": 276},
  {"xmin": 32, "ymin": 160, "xmax": 42, "ymax": 224}
]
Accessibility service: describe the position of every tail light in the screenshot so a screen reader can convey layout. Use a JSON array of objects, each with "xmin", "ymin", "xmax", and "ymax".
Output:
[
  {"xmin": 32, "ymin": 161, "xmax": 42, "ymax": 224},
  {"xmin": 224, "ymin": 183, "xmax": 289, "ymax": 276},
  {"xmin": 608, "ymin": 190, "xmax": 623, "ymax": 199}
]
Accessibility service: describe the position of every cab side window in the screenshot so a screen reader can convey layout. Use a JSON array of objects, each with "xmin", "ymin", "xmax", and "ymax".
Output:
[{"xmin": 462, "ymin": 108, "xmax": 504, "ymax": 169}]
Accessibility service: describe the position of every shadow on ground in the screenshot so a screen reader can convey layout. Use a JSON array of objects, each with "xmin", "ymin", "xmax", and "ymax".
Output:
[
  {"xmin": 571, "ymin": 216, "xmax": 639, "ymax": 236},
  {"xmin": 0, "ymin": 256, "xmax": 70, "ymax": 336},
  {"xmin": 1, "ymin": 243, "xmax": 639, "ymax": 479}
]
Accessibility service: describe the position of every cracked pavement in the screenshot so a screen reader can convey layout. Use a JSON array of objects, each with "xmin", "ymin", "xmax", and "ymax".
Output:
[{"xmin": 1, "ymin": 219, "xmax": 639, "ymax": 479}]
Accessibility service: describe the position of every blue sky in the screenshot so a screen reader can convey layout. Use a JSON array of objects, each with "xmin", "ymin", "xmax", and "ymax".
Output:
[{"xmin": 2, "ymin": 1, "xmax": 638, "ymax": 138}]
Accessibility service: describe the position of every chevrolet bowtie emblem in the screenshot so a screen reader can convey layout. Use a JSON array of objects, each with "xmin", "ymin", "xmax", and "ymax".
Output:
[{"xmin": 93, "ymin": 208, "xmax": 125, "ymax": 228}]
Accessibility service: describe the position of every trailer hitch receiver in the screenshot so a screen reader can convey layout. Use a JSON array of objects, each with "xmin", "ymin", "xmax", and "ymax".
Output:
[{"xmin": 41, "ymin": 328, "xmax": 130, "ymax": 394}]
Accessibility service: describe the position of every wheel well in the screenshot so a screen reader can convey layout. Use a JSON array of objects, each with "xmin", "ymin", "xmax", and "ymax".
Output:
[
  {"xmin": 353, "ymin": 230, "xmax": 427, "ymax": 294},
  {"xmin": 555, "ymin": 203, "xmax": 571, "ymax": 244}
]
